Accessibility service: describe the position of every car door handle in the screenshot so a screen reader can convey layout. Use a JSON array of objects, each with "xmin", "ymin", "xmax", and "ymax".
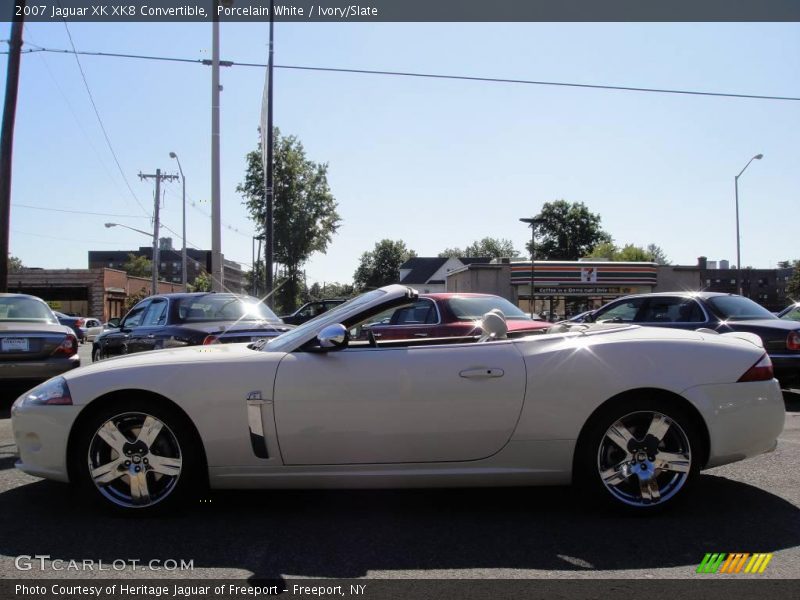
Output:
[
  {"xmin": 147, "ymin": 334, "xmax": 155, "ymax": 338},
  {"xmin": 413, "ymin": 333, "xmax": 429, "ymax": 337},
  {"xmin": 459, "ymin": 368, "xmax": 504, "ymax": 379}
]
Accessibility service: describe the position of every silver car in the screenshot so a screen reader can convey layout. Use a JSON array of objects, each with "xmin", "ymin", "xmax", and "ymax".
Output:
[{"xmin": 0, "ymin": 294, "xmax": 81, "ymax": 384}]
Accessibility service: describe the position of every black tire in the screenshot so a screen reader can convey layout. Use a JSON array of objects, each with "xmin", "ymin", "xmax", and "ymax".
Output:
[
  {"xmin": 71, "ymin": 398, "xmax": 203, "ymax": 516},
  {"xmin": 91, "ymin": 346, "xmax": 101, "ymax": 362},
  {"xmin": 574, "ymin": 395, "xmax": 704, "ymax": 513}
]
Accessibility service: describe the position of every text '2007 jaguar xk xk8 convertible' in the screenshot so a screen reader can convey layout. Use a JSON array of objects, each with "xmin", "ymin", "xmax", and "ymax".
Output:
[{"xmin": 12, "ymin": 285, "xmax": 785, "ymax": 515}]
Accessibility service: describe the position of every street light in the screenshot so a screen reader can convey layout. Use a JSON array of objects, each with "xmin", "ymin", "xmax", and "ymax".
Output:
[
  {"xmin": 520, "ymin": 216, "xmax": 545, "ymax": 318},
  {"xmin": 105, "ymin": 222, "xmax": 158, "ymax": 294},
  {"xmin": 169, "ymin": 152, "xmax": 187, "ymax": 292},
  {"xmin": 735, "ymin": 153, "xmax": 763, "ymax": 296}
]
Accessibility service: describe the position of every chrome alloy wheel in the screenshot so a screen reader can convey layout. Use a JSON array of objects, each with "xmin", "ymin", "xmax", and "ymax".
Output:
[
  {"xmin": 87, "ymin": 412, "xmax": 182, "ymax": 509},
  {"xmin": 597, "ymin": 411, "xmax": 692, "ymax": 507}
]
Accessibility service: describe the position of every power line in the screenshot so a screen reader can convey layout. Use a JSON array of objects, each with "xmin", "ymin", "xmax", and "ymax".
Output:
[
  {"xmin": 54, "ymin": 17, "xmax": 151, "ymax": 217},
  {"xmin": 22, "ymin": 26, "xmax": 144, "ymax": 208},
  {"xmin": 12, "ymin": 202, "xmax": 148, "ymax": 218},
  {"xmin": 7, "ymin": 44, "xmax": 800, "ymax": 102},
  {"xmin": 12, "ymin": 229, "xmax": 122, "ymax": 245}
]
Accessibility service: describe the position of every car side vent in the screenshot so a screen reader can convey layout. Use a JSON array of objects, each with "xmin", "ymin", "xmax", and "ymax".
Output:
[{"xmin": 246, "ymin": 391, "xmax": 270, "ymax": 459}]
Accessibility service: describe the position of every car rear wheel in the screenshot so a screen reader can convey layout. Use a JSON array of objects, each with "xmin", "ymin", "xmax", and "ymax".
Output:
[
  {"xmin": 576, "ymin": 398, "xmax": 702, "ymax": 512},
  {"xmin": 72, "ymin": 400, "xmax": 201, "ymax": 514}
]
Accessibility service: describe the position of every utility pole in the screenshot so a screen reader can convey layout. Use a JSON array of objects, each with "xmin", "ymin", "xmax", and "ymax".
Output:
[
  {"xmin": 0, "ymin": 1, "xmax": 25, "ymax": 292},
  {"xmin": 139, "ymin": 169, "xmax": 178, "ymax": 294},
  {"xmin": 265, "ymin": 0, "xmax": 275, "ymax": 304},
  {"xmin": 210, "ymin": 1, "xmax": 235, "ymax": 293}
]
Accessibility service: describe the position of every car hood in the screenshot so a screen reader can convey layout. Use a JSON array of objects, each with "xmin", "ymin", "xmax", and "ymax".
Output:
[{"xmin": 68, "ymin": 342, "xmax": 282, "ymax": 379}]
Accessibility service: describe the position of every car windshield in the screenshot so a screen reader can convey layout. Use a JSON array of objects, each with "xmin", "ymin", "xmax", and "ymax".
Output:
[
  {"xmin": 261, "ymin": 290, "xmax": 387, "ymax": 351},
  {"xmin": 707, "ymin": 296, "xmax": 777, "ymax": 321},
  {"xmin": 0, "ymin": 297, "xmax": 57, "ymax": 323},
  {"xmin": 176, "ymin": 295, "xmax": 280, "ymax": 323},
  {"xmin": 447, "ymin": 296, "xmax": 533, "ymax": 321}
]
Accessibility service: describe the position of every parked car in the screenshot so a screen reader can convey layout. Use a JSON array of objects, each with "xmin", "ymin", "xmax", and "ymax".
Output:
[
  {"xmin": 79, "ymin": 318, "xmax": 104, "ymax": 342},
  {"xmin": 53, "ymin": 311, "xmax": 86, "ymax": 343},
  {"xmin": 777, "ymin": 302, "xmax": 800, "ymax": 322},
  {"xmin": 584, "ymin": 292, "xmax": 800, "ymax": 387},
  {"xmin": 92, "ymin": 292, "xmax": 292, "ymax": 361},
  {"xmin": 565, "ymin": 310, "xmax": 594, "ymax": 323},
  {"xmin": 281, "ymin": 299, "xmax": 347, "ymax": 325},
  {"xmin": 357, "ymin": 293, "xmax": 551, "ymax": 344},
  {"xmin": 0, "ymin": 294, "xmax": 80, "ymax": 384},
  {"xmin": 12, "ymin": 284, "xmax": 784, "ymax": 515}
]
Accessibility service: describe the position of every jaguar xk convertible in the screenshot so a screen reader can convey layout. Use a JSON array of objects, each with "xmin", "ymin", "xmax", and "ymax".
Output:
[{"xmin": 11, "ymin": 285, "xmax": 785, "ymax": 515}]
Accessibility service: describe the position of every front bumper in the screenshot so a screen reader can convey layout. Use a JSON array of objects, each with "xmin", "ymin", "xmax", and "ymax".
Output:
[
  {"xmin": 683, "ymin": 379, "xmax": 785, "ymax": 469},
  {"xmin": 11, "ymin": 398, "xmax": 81, "ymax": 483}
]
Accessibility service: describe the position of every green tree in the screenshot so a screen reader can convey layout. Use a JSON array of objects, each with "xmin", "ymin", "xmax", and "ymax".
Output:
[
  {"xmin": 354, "ymin": 239, "xmax": 416, "ymax": 290},
  {"xmin": 189, "ymin": 272, "xmax": 212, "ymax": 292},
  {"xmin": 124, "ymin": 287, "xmax": 148, "ymax": 312},
  {"xmin": 528, "ymin": 200, "xmax": 612, "ymax": 260},
  {"xmin": 585, "ymin": 241, "xmax": 617, "ymax": 260},
  {"xmin": 617, "ymin": 244, "xmax": 652, "ymax": 262},
  {"xmin": 585, "ymin": 241, "xmax": 671, "ymax": 264},
  {"xmin": 244, "ymin": 260, "xmax": 265, "ymax": 297},
  {"xmin": 787, "ymin": 260, "xmax": 800, "ymax": 300},
  {"xmin": 238, "ymin": 128, "xmax": 341, "ymax": 313},
  {"xmin": 121, "ymin": 253, "xmax": 152, "ymax": 278},
  {"xmin": 646, "ymin": 243, "xmax": 671, "ymax": 265},
  {"xmin": 439, "ymin": 237, "xmax": 518, "ymax": 259},
  {"xmin": 308, "ymin": 281, "xmax": 355, "ymax": 300},
  {"xmin": 8, "ymin": 255, "xmax": 23, "ymax": 273}
]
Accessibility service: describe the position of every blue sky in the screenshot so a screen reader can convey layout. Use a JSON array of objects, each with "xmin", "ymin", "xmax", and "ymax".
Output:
[{"xmin": 2, "ymin": 21, "xmax": 799, "ymax": 286}]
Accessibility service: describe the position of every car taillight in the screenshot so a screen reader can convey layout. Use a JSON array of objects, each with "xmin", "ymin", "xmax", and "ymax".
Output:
[
  {"xmin": 202, "ymin": 335, "xmax": 219, "ymax": 345},
  {"xmin": 788, "ymin": 331, "xmax": 800, "ymax": 351},
  {"xmin": 738, "ymin": 353, "xmax": 774, "ymax": 382},
  {"xmin": 51, "ymin": 334, "xmax": 78, "ymax": 358}
]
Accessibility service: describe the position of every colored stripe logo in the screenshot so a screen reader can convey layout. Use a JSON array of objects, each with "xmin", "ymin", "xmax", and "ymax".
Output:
[{"xmin": 697, "ymin": 553, "xmax": 773, "ymax": 574}]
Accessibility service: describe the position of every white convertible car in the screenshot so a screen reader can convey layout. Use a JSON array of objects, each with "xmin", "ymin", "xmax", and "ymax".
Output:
[{"xmin": 11, "ymin": 285, "xmax": 785, "ymax": 514}]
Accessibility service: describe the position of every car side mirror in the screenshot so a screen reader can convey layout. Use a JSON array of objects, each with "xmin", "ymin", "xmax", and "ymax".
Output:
[
  {"xmin": 584, "ymin": 312, "xmax": 595, "ymax": 323},
  {"xmin": 317, "ymin": 324, "xmax": 348, "ymax": 350},
  {"xmin": 108, "ymin": 318, "xmax": 120, "ymax": 328}
]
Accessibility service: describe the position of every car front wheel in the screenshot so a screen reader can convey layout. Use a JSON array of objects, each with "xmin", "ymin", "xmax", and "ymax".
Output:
[
  {"xmin": 577, "ymin": 398, "xmax": 702, "ymax": 512},
  {"xmin": 72, "ymin": 400, "xmax": 201, "ymax": 514}
]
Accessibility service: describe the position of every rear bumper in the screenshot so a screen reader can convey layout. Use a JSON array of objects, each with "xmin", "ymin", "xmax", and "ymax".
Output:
[
  {"xmin": 682, "ymin": 379, "xmax": 785, "ymax": 469},
  {"xmin": 770, "ymin": 354, "xmax": 800, "ymax": 387},
  {"xmin": 0, "ymin": 354, "xmax": 80, "ymax": 382}
]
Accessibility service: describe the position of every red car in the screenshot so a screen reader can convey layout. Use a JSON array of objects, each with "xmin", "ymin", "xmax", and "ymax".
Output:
[{"xmin": 363, "ymin": 293, "xmax": 551, "ymax": 342}]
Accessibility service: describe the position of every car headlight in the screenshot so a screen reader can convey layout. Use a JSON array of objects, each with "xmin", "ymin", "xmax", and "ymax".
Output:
[{"xmin": 19, "ymin": 377, "xmax": 73, "ymax": 406}]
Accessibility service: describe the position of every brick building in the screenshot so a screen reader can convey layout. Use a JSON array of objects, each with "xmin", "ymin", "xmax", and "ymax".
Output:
[
  {"xmin": 88, "ymin": 238, "xmax": 245, "ymax": 294},
  {"xmin": 7, "ymin": 269, "xmax": 182, "ymax": 322}
]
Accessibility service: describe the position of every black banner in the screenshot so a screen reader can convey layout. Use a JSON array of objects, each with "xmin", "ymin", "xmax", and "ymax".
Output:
[
  {"xmin": 3, "ymin": 0, "xmax": 800, "ymax": 23},
  {"xmin": 3, "ymin": 579, "xmax": 800, "ymax": 600}
]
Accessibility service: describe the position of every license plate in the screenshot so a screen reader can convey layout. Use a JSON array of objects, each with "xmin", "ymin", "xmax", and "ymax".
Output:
[{"xmin": 1, "ymin": 338, "xmax": 29, "ymax": 352}]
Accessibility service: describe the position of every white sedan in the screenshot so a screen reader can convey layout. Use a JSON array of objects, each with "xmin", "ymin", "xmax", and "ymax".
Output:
[{"xmin": 11, "ymin": 285, "xmax": 785, "ymax": 515}]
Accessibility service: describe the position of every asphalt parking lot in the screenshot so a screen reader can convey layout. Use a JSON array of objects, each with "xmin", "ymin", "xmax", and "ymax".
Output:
[{"xmin": 0, "ymin": 342, "xmax": 798, "ymax": 581}]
